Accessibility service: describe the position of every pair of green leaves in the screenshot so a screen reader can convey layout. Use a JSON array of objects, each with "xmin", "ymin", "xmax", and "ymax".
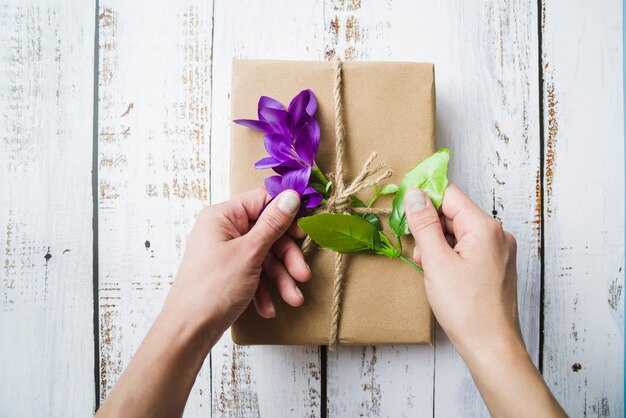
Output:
[
  {"xmin": 298, "ymin": 213, "xmax": 400, "ymax": 258},
  {"xmin": 297, "ymin": 148, "xmax": 450, "ymax": 271}
]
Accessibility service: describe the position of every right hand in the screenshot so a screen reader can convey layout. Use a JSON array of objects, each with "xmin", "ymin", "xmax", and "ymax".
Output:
[{"xmin": 404, "ymin": 185, "xmax": 523, "ymax": 357}]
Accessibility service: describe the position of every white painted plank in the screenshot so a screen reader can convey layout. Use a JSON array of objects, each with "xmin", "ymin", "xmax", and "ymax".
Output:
[
  {"xmin": 0, "ymin": 1, "xmax": 96, "ymax": 416},
  {"xmin": 209, "ymin": 1, "xmax": 325, "ymax": 416},
  {"xmin": 541, "ymin": 1, "xmax": 624, "ymax": 416},
  {"xmin": 96, "ymin": 1, "xmax": 213, "ymax": 414},
  {"xmin": 433, "ymin": 2, "xmax": 542, "ymax": 416},
  {"xmin": 323, "ymin": 1, "xmax": 436, "ymax": 417}
]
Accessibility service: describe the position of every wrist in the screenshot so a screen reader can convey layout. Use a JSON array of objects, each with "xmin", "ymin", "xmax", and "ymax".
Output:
[
  {"xmin": 451, "ymin": 321, "xmax": 527, "ymax": 364},
  {"xmin": 156, "ymin": 299, "xmax": 225, "ymax": 358},
  {"xmin": 460, "ymin": 334, "xmax": 530, "ymax": 371}
]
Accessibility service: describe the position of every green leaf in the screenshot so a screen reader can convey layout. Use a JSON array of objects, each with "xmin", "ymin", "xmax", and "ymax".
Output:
[
  {"xmin": 298, "ymin": 213, "xmax": 382, "ymax": 254},
  {"xmin": 349, "ymin": 196, "xmax": 382, "ymax": 230},
  {"xmin": 389, "ymin": 148, "xmax": 451, "ymax": 237},
  {"xmin": 350, "ymin": 195, "xmax": 366, "ymax": 207},
  {"xmin": 362, "ymin": 214, "xmax": 383, "ymax": 231},
  {"xmin": 379, "ymin": 183, "xmax": 398, "ymax": 195}
]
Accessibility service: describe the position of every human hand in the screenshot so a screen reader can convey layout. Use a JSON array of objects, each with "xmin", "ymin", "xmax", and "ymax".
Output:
[
  {"xmin": 162, "ymin": 187, "xmax": 310, "ymax": 337},
  {"xmin": 403, "ymin": 186, "xmax": 567, "ymax": 417},
  {"xmin": 404, "ymin": 185, "xmax": 523, "ymax": 357}
]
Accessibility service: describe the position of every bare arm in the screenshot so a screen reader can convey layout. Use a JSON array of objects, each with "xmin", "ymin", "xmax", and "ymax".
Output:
[
  {"xmin": 404, "ymin": 185, "xmax": 566, "ymax": 418},
  {"xmin": 95, "ymin": 188, "xmax": 307, "ymax": 418},
  {"xmin": 96, "ymin": 183, "xmax": 565, "ymax": 417}
]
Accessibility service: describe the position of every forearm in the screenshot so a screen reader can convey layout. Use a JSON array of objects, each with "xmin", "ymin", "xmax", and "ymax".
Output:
[
  {"xmin": 460, "ymin": 339, "xmax": 566, "ymax": 418},
  {"xmin": 96, "ymin": 305, "xmax": 222, "ymax": 418}
]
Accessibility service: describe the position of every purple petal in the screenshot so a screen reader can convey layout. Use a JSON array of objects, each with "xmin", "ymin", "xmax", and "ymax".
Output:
[
  {"xmin": 305, "ymin": 89, "xmax": 317, "ymax": 116},
  {"xmin": 293, "ymin": 118, "xmax": 320, "ymax": 164},
  {"xmin": 258, "ymin": 96, "xmax": 285, "ymax": 121},
  {"xmin": 254, "ymin": 156, "xmax": 282, "ymax": 169},
  {"xmin": 264, "ymin": 133, "xmax": 295, "ymax": 162},
  {"xmin": 264, "ymin": 175, "xmax": 284, "ymax": 198},
  {"xmin": 259, "ymin": 107, "xmax": 291, "ymax": 135},
  {"xmin": 303, "ymin": 188, "xmax": 323, "ymax": 208},
  {"xmin": 272, "ymin": 160, "xmax": 303, "ymax": 175},
  {"xmin": 282, "ymin": 167, "xmax": 311, "ymax": 194},
  {"xmin": 234, "ymin": 119, "xmax": 273, "ymax": 134},
  {"xmin": 288, "ymin": 90, "xmax": 310, "ymax": 131},
  {"xmin": 304, "ymin": 186, "xmax": 319, "ymax": 195}
]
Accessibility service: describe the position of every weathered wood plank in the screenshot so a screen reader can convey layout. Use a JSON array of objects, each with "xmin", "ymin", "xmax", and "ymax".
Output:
[
  {"xmin": 323, "ymin": 1, "xmax": 436, "ymax": 417},
  {"xmin": 209, "ymin": 1, "xmax": 325, "ymax": 416},
  {"xmin": 432, "ymin": 2, "xmax": 542, "ymax": 416},
  {"xmin": 0, "ymin": 1, "xmax": 96, "ymax": 416},
  {"xmin": 96, "ymin": 1, "xmax": 213, "ymax": 414},
  {"xmin": 541, "ymin": 1, "xmax": 624, "ymax": 416}
]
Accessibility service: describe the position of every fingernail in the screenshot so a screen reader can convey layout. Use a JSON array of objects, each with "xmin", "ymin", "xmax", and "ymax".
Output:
[
  {"xmin": 268, "ymin": 302, "xmax": 276, "ymax": 318},
  {"xmin": 278, "ymin": 191, "xmax": 300, "ymax": 214},
  {"xmin": 405, "ymin": 189, "xmax": 427, "ymax": 213},
  {"xmin": 295, "ymin": 286, "xmax": 303, "ymax": 299}
]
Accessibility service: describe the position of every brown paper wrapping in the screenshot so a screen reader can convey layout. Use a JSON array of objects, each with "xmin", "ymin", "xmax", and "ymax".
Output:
[{"xmin": 230, "ymin": 59, "xmax": 435, "ymax": 345}]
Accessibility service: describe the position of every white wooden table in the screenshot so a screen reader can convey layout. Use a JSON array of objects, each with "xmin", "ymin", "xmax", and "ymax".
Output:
[{"xmin": 1, "ymin": 1, "xmax": 623, "ymax": 417}]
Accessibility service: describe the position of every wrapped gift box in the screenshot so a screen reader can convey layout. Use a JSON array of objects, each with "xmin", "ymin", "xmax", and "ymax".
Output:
[{"xmin": 230, "ymin": 59, "xmax": 435, "ymax": 345}]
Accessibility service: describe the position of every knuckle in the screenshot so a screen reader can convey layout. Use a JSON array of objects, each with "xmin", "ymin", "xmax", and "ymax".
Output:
[
  {"xmin": 411, "ymin": 214, "xmax": 441, "ymax": 234},
  {"xmin": 261, "ymin": 212, "xmax": 285, "ymax": 237},
  {"xmin": 486, "ymin": 217, "xmax": 504, "ymax": 236},
  {"xmin": 504, "ymin": 231, "xmax": 517, "ymax": 251},
  {"xmin": 254, "ymin": 186, "xmax": 268, "ymax": 196},
  {"xmin": 282, "ymin": 243, "xmax": 299, "ymax": 261},
  {"xmin": 243, "ymin": 234, "xmax": 265, "ymax": 261},
  {"xmin": 197, "ymin": 205, "xmax": 215, "ymax": 222}
]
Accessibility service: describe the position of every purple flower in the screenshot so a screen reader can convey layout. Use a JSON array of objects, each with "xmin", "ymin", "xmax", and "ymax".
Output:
[
  {"xmin": 234, "ymin": 89, "xmax": 323, "ymax": 209},
  {"xmin": 234, "ymin": 89, "xmax": 318, "ymax": 136},
  {"xmin": 265, "ymin": 169, "xmax": 323, "ymax": 209}
]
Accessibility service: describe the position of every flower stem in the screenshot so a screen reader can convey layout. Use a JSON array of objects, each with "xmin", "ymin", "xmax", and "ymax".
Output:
[
  {"xmin": 367, "ymin": 194, "xmax": 379, "ymax": 208},
  {"xmin": 399, "ymin": 255, "xmax": 423, "ymax": 272},
  {"xmin": 311, "ymin": 164, "xmax": 329, "ymax": 186}
]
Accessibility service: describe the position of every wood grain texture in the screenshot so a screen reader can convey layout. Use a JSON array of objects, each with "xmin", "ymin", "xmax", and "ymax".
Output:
[
  {"xmin": 0, "ymin": 0, "xmax": 622, "ymax": 416},
  {"xmin": 0, "ymin": 1, "xmax": 96, "ymax": 416},
  {"xmin": 96, "ymin": 1, "xmax": 213, "ymax": 414},
  {"xmin": 323, "ymin": 1, "xmax": 436, "ymax": 417},
  {"xmin": 541, "ymin": 1, "xmax": 624, "ymax": 416},
  {"xmin": 433, "ymin": 2, "xmax": 541, "ymax": 416},
  {"xmin": 209, "ymin": 1, "xmax": 325, "ymax": 417}
]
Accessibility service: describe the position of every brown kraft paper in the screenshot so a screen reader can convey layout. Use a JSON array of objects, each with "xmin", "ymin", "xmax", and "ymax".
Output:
[{"xmin": 230, "ymin": 59, "xmax": 435, "ymax": 345}]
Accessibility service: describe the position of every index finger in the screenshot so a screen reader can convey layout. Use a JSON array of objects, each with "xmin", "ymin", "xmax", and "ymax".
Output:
[
  {"xmin": 441, "ymin": 184, "xmax": 490, "ymax": 241},
  {"xmin": 229, "ymin": 187, "xmax": 272, "ymax": 221},
  {"xmin": 206, "ymin": 187, "xmax": 272, "ymax": 237}
]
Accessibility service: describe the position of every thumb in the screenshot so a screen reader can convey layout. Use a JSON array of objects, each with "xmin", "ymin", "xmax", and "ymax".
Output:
[
  {"xmin": 404, "ymin": 189, "xmax": 450, "ymax": 264},
  {"xmin": 245, "ymin": 189, "xmax": 301, "ymax": 257}
]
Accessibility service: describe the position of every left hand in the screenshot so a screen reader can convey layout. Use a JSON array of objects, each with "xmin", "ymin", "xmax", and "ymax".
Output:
[{"xmin": 162, "ymin": 187, "xmax": 311, "ymax": 336}]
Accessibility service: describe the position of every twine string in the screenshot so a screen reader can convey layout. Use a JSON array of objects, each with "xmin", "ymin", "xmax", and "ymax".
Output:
[{"xmin": 301, "ymin": 60, "xmax": 392, "ymax": 350}]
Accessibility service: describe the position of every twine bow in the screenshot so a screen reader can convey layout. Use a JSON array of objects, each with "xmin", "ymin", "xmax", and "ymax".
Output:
[{"xmin": 301, "ymin": 60, "xmax": 393, "ymax": 350}]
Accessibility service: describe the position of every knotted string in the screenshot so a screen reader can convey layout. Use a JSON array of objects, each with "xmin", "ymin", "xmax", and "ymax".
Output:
[{"xmin": 301, "ymin": 60, "xmax": 392, "ymax": 350}]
